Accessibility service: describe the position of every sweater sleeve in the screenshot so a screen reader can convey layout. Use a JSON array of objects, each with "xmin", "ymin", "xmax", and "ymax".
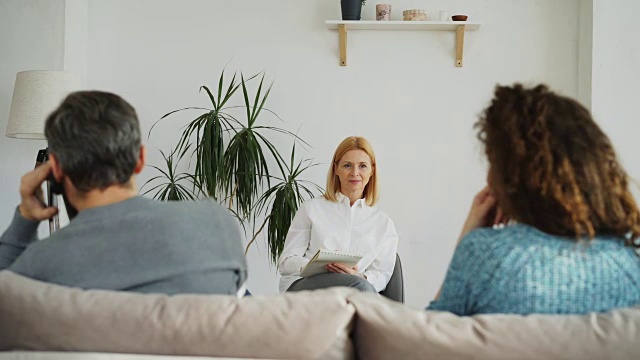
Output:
[
  {"xmin": 0, "ymin": 208, "xmax": 40, "ymax": 270},
  {"xmin": 426, "ymin": 230, "xmax": 490, "ymax": 315}
]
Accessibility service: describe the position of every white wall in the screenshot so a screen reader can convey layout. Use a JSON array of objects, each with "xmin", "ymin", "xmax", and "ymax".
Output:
[
  {"xmin": 1, "ymin": 0, "xmax": 586, "ymax": 309},
  {"xmin": 83, "ymin": 0, "xmax": 581, "ymax": 308},
  {"xmin": 591, "ymin": 0, "xmax": 640, "ymax": 201},
  {"xmin": 0, "ymin": 0, "xmax": 66, "ymax": 236},
  {"xmin": 62, "ymin": 0, "xmax": 89, "ymax": 76},
  {"xmin": 578, "ymin": 0, "xmax": 593, "ymax": 109}
]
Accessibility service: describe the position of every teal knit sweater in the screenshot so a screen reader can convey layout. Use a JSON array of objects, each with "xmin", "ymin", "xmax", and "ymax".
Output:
[{"xmin": 427, "ymin": 224, "xmax": 640, "ymax": 315}]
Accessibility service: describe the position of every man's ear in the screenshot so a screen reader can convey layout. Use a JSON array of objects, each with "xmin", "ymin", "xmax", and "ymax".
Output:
[
  {"xmin": 133, "ymin": 145, "xmax": 146, "ymax": 174},
  {"xmin": 48, "ymin": 153, "xmax": 64, "ymax": 181}
]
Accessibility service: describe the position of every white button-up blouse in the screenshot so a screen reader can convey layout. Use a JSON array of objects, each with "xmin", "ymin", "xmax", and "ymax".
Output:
[{"xmin": 278, "ymin": 193, "xmax": 399, "ymax": 292}]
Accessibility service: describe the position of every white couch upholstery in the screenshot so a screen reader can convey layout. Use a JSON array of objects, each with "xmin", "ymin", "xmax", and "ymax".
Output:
[{"xmin": 1, "ymin": 271, "xmax": 639, "ymax": 360}]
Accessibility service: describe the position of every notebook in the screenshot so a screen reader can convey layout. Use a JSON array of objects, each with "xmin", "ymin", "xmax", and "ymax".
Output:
[{"xmin": 300, "ymin": 249, "xmax": 363, "ymax": 278}]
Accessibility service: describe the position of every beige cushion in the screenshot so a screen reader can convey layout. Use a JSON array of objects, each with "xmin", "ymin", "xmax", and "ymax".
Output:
[
  {"xmin": 0, "ymin": 351, "xmax": 239, "ymax": 359},
  {"xmin": 348, "ymin": 292, "xmax": 640, "ymax": 360},
  {"xmin": 0, "ymin": 271, "xmax": 357, "ymax": 360}
]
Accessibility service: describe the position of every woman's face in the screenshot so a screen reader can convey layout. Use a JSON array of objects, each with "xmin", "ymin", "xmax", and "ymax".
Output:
[{"xmin": 335, "ymin": 149, "xmax": 373, "ymax": 196}]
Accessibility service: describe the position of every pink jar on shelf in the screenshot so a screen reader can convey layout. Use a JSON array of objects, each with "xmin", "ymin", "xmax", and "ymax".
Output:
[{"xmin": 376, "ymin": 4, "xmax": 392, "ymax": 21}]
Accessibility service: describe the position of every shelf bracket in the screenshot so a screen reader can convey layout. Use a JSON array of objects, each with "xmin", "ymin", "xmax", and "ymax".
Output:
[
  {"xmin": 455, "ymin": 25, "xmax": 465, "ymax": 67},
  {"xmin": 339, "ymin": 24, "xmax": 347, "ymax": 66}
]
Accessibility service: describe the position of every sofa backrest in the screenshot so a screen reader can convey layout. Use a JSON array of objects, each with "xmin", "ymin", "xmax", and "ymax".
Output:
[
  {"xmin": 348, "ymin": 292, "xmax": 640, "ymax": 360},
  {"xmin": 3, "ymin": 270, "xmax": 640, "ymax": 360},
  {"xmin": 0, "ymin": 271, "xmax": 356, "ymax": 360}
]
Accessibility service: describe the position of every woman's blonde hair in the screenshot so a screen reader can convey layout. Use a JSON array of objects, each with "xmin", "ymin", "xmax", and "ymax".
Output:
[{"xmin": 324, "ymin": 136, "xmax": 379, "ymax": 206}]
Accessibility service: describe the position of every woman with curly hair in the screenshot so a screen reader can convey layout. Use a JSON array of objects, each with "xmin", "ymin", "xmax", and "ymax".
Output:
[{"xmin": 427, "ymin": 84, "xmax": 640, "ymax": 315}]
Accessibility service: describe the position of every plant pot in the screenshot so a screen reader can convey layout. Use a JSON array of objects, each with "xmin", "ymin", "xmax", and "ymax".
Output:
[{"xmin": 341, "ymin": 0, "xmax": 362, "ymax": 21}]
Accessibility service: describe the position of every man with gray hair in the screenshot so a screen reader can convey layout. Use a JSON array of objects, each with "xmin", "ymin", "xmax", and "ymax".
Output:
[{"xmin": 0, "ymin": 91, "xmax": 248, "ymax": 295}]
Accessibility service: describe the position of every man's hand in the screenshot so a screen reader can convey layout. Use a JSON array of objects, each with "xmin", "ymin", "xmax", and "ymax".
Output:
[
  {"xmin": 18, "ymin": 162, "xmax": 58, "ymax": 221},
  {"xmin": 325, "ymin": 263, "xmax": 365, "ymax": 278}
]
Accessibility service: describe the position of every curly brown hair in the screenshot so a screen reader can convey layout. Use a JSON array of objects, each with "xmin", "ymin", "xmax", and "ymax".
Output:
[{"xmin": 476, "ymin": 83, "xmax": 640, "ymax": 247}]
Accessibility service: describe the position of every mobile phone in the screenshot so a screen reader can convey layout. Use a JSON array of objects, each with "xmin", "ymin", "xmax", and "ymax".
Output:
[
  {"xmin": 48, "ymin": 174, "xmax": 78, "ymax": 220},
  {"xmin": 49, "ymin": 174, "xmax": 64, "ymax": 195}
]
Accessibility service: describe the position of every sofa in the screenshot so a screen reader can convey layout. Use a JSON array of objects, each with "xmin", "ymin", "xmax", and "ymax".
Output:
[{"xmin": 1, "ymin": 270, "xmax": 639, "ymax": 360}]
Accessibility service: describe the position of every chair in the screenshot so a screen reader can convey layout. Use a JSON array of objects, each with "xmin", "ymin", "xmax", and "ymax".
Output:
[{"xmin": 379, "ymin": 254, "xmax": 404, "ymax": 303}]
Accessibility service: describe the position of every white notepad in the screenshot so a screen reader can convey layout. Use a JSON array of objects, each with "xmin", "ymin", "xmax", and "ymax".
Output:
[{"xmin": 300, "ymin": 249, "xmax": 363, "ymax": 278}]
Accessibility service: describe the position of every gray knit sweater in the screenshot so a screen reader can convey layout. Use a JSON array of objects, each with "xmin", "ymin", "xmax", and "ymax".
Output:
[{"xmin": 0, "ymin": 197, "xmax": 247, "ymax": 295}]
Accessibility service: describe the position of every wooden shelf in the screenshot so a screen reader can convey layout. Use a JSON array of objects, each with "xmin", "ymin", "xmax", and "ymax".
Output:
[
  {"xmin": 325, "ymin": 20, "xmax": 481, "ymax": 67},
  {"xmin": 325, "ymin": 20, "xmax": 481, "ymax": 31}
]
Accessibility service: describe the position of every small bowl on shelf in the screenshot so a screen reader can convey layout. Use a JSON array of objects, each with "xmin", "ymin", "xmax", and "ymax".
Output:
[{"xmin": 451, "ymin": 15, "xmax": 468, "ymax": 21}]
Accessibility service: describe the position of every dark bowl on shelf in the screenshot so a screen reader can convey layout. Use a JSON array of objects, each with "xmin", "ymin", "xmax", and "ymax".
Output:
[{"xmin": 451, "ymin": 15, "xmax": 468, "ymax": 21}]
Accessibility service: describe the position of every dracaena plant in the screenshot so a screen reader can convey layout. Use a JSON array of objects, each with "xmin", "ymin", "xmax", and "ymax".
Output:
[
  {"xmin": 246, "ymin": 144, "xmax": 322, "ymax": 264},
  {"xmin": 140, "ymin": 146, "xmax": 200, "ymax": 201},
  {"xmin": 142, "ymin": 69, "xmax": 320, "ymax": 264}
]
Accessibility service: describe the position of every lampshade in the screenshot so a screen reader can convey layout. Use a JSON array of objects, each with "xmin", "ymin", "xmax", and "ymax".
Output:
[{"xmin": 5, "ymin": 70, "xmax": 83, "ymax": 139}]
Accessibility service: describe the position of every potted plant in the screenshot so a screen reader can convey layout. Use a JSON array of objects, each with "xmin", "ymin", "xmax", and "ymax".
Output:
[
  {"xmin": 341, "ymin": 0, "xmax": 366, "ymax": 21},
  {"xmin": 143, "ymin": 70, "xmax": 321, "ymax": 264}
]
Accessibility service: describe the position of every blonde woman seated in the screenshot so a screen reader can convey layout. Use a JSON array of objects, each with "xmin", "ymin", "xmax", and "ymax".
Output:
[{"xmin": 278, "ymin": 136, "xmax": 399, "ymax": 293}]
